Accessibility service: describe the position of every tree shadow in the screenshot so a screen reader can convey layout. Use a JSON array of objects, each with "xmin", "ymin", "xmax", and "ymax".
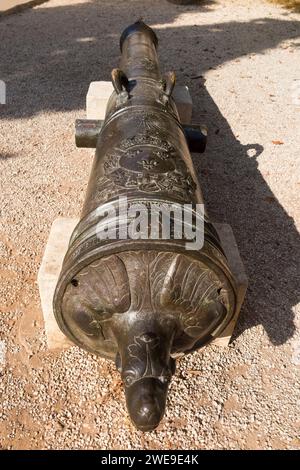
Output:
[
  {"xmin": 0, "ymin": 0, "xmax": 49, "ymax": 17},
  {"xmin": 1, "ymin": 0, "xmax": 298, "ymax": 119},
  {"xmin": 0, "ymin": 0, "xmax": 299, "ymax": 345}
]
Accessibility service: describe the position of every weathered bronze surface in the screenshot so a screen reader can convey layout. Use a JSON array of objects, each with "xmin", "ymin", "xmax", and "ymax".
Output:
[{"xmin": 54, "ymin": 21, "xmax": 239, "ymax": 432}]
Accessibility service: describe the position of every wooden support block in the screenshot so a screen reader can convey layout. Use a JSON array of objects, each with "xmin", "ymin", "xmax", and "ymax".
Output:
[
  {"xmin": 86, "ymin": 81, "xmax": 114, "ymax": 120},
  {"xmin": 211, "ymin": 223, "xmax": 248, "ymax": 347},
  {"xmin": 86, "ymin": 81, "xmax": 193, "ymax": 124},
  {"xmin": 38, "ymin": 218, "xmax": 78, "ymax": 350},
  {"xmin": 172, "ymin": 85, "xmax": 193, "ymax": 124}
]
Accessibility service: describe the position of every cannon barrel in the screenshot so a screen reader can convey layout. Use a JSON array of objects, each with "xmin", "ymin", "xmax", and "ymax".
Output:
[{"xmin": 54, "ymin": 21, "xmax": 238, "ymax": 431}]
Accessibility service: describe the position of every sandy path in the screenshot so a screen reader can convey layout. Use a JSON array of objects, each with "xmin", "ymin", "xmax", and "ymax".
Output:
[{"xmin": 0, "ymin": 0, "xmax": 300, "ymax": 449}]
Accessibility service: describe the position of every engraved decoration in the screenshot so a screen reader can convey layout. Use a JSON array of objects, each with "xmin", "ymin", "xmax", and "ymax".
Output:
[
  {"xmin": 104, "ymin": 134, "xmax": 195, "ymax": 195},
  {"xmin": 62, "ymin": 251, "xmax": 231, "ymax": 358},
  {"xmin": 91, "ymin": 112, "xmax": 197, "ymax": 206}
]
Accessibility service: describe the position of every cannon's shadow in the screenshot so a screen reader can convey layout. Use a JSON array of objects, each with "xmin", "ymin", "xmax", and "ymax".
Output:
[
  {"xmin": 0, "ymin": 0, "xmax": 299, "ymax": 345},
  {"xmin": 189, "ymin": 84, "xmax": 299, "ymax": 345}
]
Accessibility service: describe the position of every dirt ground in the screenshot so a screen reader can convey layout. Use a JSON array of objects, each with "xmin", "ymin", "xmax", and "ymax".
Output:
[{"xmin": 0, "ymin": 0, "xmax": 300, "ymax": 450}]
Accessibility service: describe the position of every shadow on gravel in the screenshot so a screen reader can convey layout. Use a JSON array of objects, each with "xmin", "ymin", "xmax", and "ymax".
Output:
[
  {"xmin": 0, "ymin": 0, "xmax": 299, "ymax": 345},
  {"xmin": 193, "ymin": 82, "xmax": 299, "ymax": 346},
  {"xmin": 0, "ymin": 0, "xmax": 49, "ymax": 18}
]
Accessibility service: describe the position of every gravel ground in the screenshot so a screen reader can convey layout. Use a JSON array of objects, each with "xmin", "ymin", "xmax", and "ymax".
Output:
[{"xmin": 0, "ymin": 0, "xmax": 300, "ymax": 450}]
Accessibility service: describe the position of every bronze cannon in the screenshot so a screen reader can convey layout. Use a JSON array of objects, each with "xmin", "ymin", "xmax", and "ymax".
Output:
[{"xmin": 54, "ymin": 21, "xmax": 242, "ymax": 431}]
